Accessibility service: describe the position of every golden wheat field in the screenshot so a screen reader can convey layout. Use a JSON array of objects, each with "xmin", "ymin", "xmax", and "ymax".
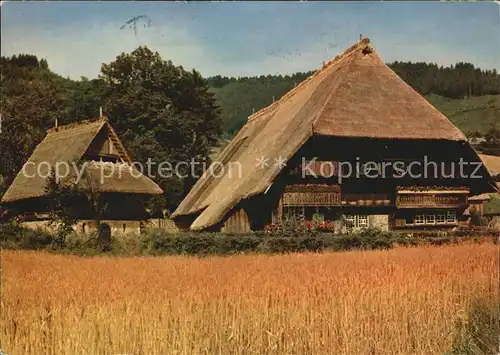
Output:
[{"xmin": 1, "ymin": 244, "xmax": 498, "ymax": 355}]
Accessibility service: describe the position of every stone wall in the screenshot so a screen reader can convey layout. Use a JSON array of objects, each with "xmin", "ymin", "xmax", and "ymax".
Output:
[
  {"xmin": 22, "ymin": 220, "xmax": 143, "ymax": 236},
  {"xmin": 21, "ymin": 218, "xmax": 182, "ymax": 236},
  {"xmin": 369, "ymin": 215, "xmax": 390, "ymax": 231},
  {"xmin": 74, "ymin": 220, "xmax": 142, "ymax": 236},
  {"xmin": 22, "ymin": 220, "xmax": 57, "ymax": 233}
]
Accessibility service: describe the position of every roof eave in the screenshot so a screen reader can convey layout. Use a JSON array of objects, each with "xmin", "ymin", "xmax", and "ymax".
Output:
[{"xmin": 312, "ymin": 132, "xmax": 467, "ymax": 142}]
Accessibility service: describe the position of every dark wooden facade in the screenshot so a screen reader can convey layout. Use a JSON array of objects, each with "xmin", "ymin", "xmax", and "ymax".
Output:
[
  {"xmin": 214, "ymin": 136, "xmax": 491, "ymax": 232},
  {"xmin": 221, "ymin": 208, "xmax": 251, "ymax": 233}
]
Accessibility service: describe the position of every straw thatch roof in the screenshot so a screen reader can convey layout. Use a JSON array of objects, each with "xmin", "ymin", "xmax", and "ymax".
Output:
[
  {"xmin": 173, "ymin": 38, "xmax": 487, "ymax": 231},
  {"xmin": 468, "ymin": 193, "xmax": 491, "ymax": 202},
  {"xmin": 479, "ymin": 154, "xmax": 500, "ymax": 177},
  {"xmin": 1, "ymin": 117, "xmax": 163, "ymax": 203},
  {"xmin": 478, "ymin": 154, "xmax": 500, "ymax": 191}
]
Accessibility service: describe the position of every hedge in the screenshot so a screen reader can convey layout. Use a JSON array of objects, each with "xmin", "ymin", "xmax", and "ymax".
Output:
[{"xmin": 1, "ymin": 223, "xmax": 498, "ymax": 256}]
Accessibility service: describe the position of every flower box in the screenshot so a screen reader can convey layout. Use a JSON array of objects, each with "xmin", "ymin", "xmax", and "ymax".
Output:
[{"xmin": 284, "ymin": 184, "xmax": 341, "ymax": 193}]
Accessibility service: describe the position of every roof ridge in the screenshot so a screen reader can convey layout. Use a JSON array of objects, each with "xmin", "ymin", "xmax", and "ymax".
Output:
[
  {"xmin": 47, "ymin": 116, "xmax": 108, "ymax": 134},
  {"xmin": 247, "ymin": 38, "xmax": 371, "ymax": 123}
]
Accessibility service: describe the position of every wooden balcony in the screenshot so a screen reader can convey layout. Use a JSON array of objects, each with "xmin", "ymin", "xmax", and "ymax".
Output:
[
  {"xmin": 396, "ymin": 190, "xmax": 469, "ymax": 209},
  {"xmin": 282, "ymin": 185, "xmax": 341, "ymax": 206},
  {"xmin": 284, "ymin": 184, "xmax": 341, "ymax": 193},
  {"xmin": 282, "ymin": 192, "xmax": 341, "ymax": 206}
]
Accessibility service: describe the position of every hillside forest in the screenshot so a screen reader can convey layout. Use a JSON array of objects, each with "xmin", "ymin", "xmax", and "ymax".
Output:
[{"xmin": 1, "ymin": 48, "xmax": 499, "ymax": 210}]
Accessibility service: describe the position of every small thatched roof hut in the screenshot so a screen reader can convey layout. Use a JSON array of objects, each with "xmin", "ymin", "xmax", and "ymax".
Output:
[{"xmin": 1, "ymin": 117, "xmax": 162, "ymax": 204}]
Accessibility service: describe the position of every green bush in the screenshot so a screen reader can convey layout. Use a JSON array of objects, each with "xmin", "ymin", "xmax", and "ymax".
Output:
[
  {"xmin": 296, "ymin": 234, "xmax": 327, "ymax": 252},
  {"xmin": 329, "ymin": 234, "xmax": 362, "ymax": 251},
  {"xmin": 215, "ymin": 234, "xmax": 261, "ymax": 254},
  {"xmin": 98, "ymin": 223, "xmax": 112, "ymax": 252},
  {"xmin": 453, "ymin": 227, "xmax": 500, "ymax": 237},
  {"xmin": 0, "ymin": 223, "xmax": 61, "ymax": 250},
  {"xmin": 392, "ymin": 233, "xmax": 422, "ymax": 247},
  {"xmin": 262, "ymin": 237, "xmax": 298, "ymax": 254},
  {"xmin": 469, "ymin": 208, "xmax": 483, "ymax": 227},
  {"xmin": 427, "ymin": 236, "xmax": 452, "ymax": 246},
  {"xmin": 140, "ymin": 231, "xmax": 262, "ymax": 256},
  {"xmin": 2, "ymin": 223, "xmax": 497, "ymax": 257},
  {"xmin": 139, "ymin": 228, "xmax": 396, "ymax": 255}
]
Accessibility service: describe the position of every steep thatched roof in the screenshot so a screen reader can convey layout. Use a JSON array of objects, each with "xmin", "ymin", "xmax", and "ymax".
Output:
[
  {"xmin": 83, "ymin": 162, "xmax": 165, "ymax": 195},
  {"xmin": 468, "ymin": 193, "xmax": 491, "ymax": 202},
  {"xmin": 478, "ymin": 154, "xmax": 500, "ymax": 192},
  {"xmin": 2, "ymin": 117, "xmax": 163, "ymax": 203},
  {"xmin": 173, "ymin": 38, "xmax": 485, "ymax": 231}
]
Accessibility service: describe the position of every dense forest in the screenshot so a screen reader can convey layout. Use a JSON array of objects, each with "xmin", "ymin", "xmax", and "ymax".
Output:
[
  {"xmin": 208, "ymin": 62, "xmax": 500, "ymax": 98},
  {"xmin": 207, "ymin": 62, "xmax": 500, "ymax": 136},
  {"xmin": 1, "ymin": 50, "xmax": 499, "ymax": 207}
]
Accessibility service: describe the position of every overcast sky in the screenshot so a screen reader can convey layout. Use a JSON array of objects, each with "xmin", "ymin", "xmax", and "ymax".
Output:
[{"xmin": 1, "ymin": 1, "xmax": 499, "ymax": 80}]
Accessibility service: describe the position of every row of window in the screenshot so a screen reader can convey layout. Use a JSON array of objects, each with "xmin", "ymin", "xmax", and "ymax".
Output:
[
  {"xmin": 344, "ymin": 215, "xmax": 369, "ymax": 228},
  {"xmin": 414, "ymin": 211, "xmax": 456, "ymax": 225},
  {"xmin": 81, "ymin": 223, "xmax": 128, "ymax": 233},
  {"xmin": 282, "ymin": 206, "xmax": 458, "ymax": 228}
]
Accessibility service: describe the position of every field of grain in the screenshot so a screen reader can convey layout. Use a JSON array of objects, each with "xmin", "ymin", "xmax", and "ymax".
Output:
[{"xmin": 1, "ymin": 244, "xmax": 498, "ymax": 355}]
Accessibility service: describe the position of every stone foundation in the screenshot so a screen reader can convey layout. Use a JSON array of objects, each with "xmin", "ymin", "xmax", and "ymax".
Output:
[
  {"xmin": 369, "ymin": 215, "xmax": 390, "ymax": 231},
  {"xmin": 22, "ymin": 220, "xmax": 143, "ymax": 236},
  {"xmin": 21, "ymin": 218, "xmax": 181, "ymax": 236},
  {"xmin": 74, "ymin": 220, "xmax": 142, "ymax": 236}
]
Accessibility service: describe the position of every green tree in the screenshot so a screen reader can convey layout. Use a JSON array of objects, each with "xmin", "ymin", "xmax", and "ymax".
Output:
[
  {"xmin": 66, "ymin": 77, "xmax": 107, "ymax": 122},
  {"xmin": 485, "ymin": 127, "xmax": 500, "ymax": 144},
  {"xmin": 0, "ymin": 55, "xmax": 70, "ymax": 185},
  {"xmin": 0, "ymin": 175, "xmax": 6, "ymax": 201},
  {"xmin": 99, "ymin": 46, "xmax": 221, "ymax": 210},
  {"xmin": 40, "ymin": 58, "xmax": 49, "ymax": 69},
  {"xmin": 44, "ymin": 163, "xmax": 111, "ymax": 250}
]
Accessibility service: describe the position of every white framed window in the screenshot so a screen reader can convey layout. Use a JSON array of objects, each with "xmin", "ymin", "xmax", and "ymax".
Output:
[
  {"xmin": 284, "ymin": 206, "xmax": 305, "ymax": 219},
  {"xmin": 345, "ymin": 215, "xmax": 356, "ymax": 228},
  {"xmin": 344, "ymin": 215, "xmax": 369, "ymax": 229},
  {"xmin": 358, "ymin": 215, "xmax": 369, "ymax": 228},
  {"xmin": 414, "ymin": 214, "xmax": 425, "ymax": 225},
  {"xmin": 425, "ymin": 214, "xmax": 436, "ymax": 225},
  {"xmin": 436, "ymin": 213, "xmax": 446, "ymax": 224},
  {"xmin": 446, "ymin": 210, "xmax": 457, "ymax": 223}
]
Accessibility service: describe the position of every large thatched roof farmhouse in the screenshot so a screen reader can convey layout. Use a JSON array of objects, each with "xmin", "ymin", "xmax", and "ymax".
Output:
[
  {"xmin": 2, "ymin": 117, "xmax": 163, "ymax": 235},
  {"xmin": 173, "ymin": 38, "xmax": 496, "ymax": 232}
]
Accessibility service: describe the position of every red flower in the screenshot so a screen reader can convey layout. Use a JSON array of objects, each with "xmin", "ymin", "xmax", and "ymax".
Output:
[{"xmin": 264, "ymin": 224, "xmax": 277, "ymax": 232}]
